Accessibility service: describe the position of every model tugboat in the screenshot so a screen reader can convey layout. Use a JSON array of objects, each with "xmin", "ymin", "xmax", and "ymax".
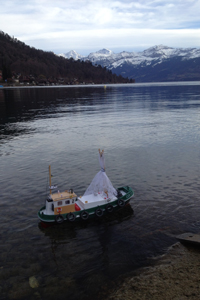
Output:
[{"xmin": 38, "ymin": 150, "xmax": 134, "ymax": 223}]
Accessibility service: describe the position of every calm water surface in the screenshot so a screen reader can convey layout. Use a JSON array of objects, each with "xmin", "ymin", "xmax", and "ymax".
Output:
[{"xmin": 0, "ymin": 82, "xmax": 200, "ymax": 300}]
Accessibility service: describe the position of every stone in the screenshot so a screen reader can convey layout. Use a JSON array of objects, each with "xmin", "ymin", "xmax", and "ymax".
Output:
[{"xmin": 29, "ymin": 276, "xmax": 39, "ymax": 288}]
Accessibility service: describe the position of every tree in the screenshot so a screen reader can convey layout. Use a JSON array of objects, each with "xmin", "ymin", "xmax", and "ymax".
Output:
[{"xmin": 2, "ymin": 62, "xmax": 12, "ymax": 81}]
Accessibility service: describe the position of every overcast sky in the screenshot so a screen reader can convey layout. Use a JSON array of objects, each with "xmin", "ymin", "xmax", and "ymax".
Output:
[{"xmin": 1, "ymin": 0, "xmax": 200, "ymax": 55}]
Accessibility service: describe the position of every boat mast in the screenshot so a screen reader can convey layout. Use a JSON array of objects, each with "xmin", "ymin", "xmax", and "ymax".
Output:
[{"xmin": 49, "ymin": 165, "xmax": 52, "ymax": 194}]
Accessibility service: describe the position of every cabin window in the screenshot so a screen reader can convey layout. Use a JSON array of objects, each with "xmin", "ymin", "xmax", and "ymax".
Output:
[
  {"xmin": 57, "ymin": 201, "xmax": 62, "ymax": 206},
  {"xmin": 51, "ymin": 204, "xmax": 54, "ymax": 211},
  {"xmin": 65, "ymin": 200, "xmax": 70, "ymax": 205},
  {"xmin": 72, "ymin": 199, "xmax": 75, "ymax": 203}
]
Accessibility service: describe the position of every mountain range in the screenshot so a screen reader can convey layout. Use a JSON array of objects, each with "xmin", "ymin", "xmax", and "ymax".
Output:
[{"xmin": 59, "ymin": 45, "xmax": 200, "ymax": 82}]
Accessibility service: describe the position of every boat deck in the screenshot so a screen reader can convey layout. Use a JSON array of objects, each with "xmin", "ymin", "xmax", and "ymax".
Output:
[{"xmin": 78, "ymin": 193, "xmax": 117, "ymax": 209}]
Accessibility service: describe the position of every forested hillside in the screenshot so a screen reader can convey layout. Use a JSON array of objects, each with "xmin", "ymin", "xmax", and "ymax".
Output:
[{"xmin": 0, "ymin": 31, "xmax": 133, "ymax": 84}]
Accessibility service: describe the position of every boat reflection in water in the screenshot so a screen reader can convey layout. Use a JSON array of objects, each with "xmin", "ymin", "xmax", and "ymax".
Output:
[{"xmin": 37, "ymin": 203, "xmax": 134, "ymax": 300}]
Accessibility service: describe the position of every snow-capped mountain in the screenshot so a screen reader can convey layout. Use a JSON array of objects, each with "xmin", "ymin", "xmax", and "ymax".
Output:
[
  {"xmin": 58, "ymin": 50, "xmax": 83, "ymax": 60},
  {"xmin": 60, "ymin": 45, "xmax": 200, "ymax": 82},
  {"xmin": 84, "ymin": 45, "xmax": 200, "ymax": 67},
  {"xmin": 61, "ymin": 45, "xmax": 200, "ymax": 65},
  {"xmin": 82, "ymin": 48, "xmax": 114, "ymax": 64}
]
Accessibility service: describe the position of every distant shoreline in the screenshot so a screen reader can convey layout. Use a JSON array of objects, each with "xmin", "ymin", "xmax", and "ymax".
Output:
[{"xmin": 0, "ymin": 81, "xmax": 200, "ymax": 89}]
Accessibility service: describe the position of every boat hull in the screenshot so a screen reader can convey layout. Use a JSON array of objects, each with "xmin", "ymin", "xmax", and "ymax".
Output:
[{"xmin": 38, "ymin": 186, "xmax": 134, "ymax": 223}]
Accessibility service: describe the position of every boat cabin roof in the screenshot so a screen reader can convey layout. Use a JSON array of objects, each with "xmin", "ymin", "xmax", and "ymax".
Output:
[{"xmin": 50, "ymin": 190, "xmax": 77, "ymax": 202}]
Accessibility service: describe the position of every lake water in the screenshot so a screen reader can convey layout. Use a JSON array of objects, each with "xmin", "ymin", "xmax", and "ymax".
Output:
[{"xmin": 0, "ymin": 82, "xmax": 200, "ymax": 300}]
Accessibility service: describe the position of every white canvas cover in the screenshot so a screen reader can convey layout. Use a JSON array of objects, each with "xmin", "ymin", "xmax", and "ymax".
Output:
[{"xmin": 83, "ymin": 150, "xmax": 117, "ymax": 199}]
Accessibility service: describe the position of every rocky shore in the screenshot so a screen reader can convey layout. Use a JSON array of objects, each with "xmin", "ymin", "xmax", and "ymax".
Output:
[{"xmin": 107, "ymin": 242, "xmax": 200, "ymax": 300}]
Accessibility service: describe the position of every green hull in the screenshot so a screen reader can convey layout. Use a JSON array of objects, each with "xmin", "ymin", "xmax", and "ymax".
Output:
[{"xmin": 38, "ymin": 186, "xmax": 134, "ymax": 223}]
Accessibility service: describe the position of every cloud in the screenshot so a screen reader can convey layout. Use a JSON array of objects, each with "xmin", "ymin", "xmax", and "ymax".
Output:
[
  {"xmin": 19, "ymin": 28, "xmax": 200, "ymax": 55},
  {"xmin": 0, "ymin": 0, "xmax": 200, "ymax": 54}
]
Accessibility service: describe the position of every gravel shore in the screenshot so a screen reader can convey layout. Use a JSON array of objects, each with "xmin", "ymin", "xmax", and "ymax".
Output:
[{"xmin": 107, "ymin": 242, "xmax": 200, "ymax": 300}]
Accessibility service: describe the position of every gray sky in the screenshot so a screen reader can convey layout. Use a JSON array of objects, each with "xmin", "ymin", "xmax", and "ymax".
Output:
[{"xmin": 1, "ymin": 0, "xmax": 200, "ymax": 55}]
